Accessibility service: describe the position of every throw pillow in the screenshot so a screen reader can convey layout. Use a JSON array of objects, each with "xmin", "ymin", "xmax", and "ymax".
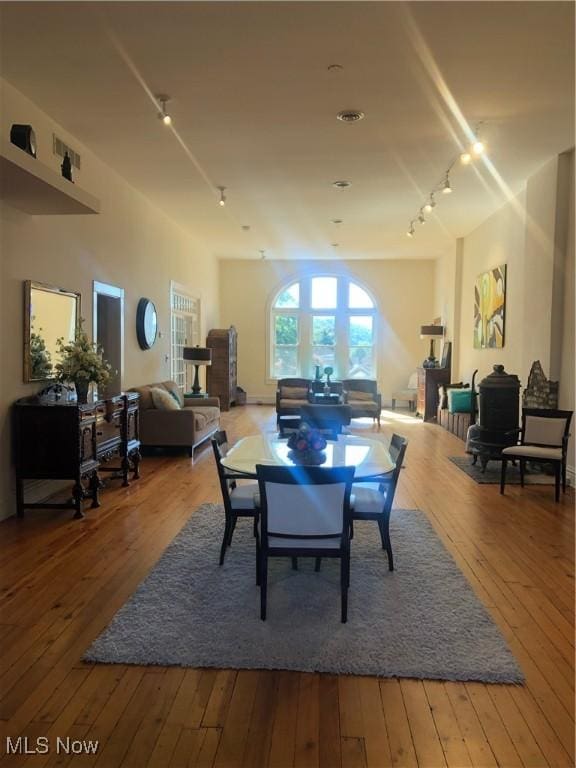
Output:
[
  {"xmin": 151, "ymin": 387, "xmax": 181, "ymax": 411},
  {"xmin": 281, "ymin": 386, "xmax": 309, "ymax": 400},
  {"xmin": 448, "ymin": 389, "xmax": 473, "ymax": 414},
  {"xmin": 348, "ymin": 390, "xmax": 374, "ymax": 402}
]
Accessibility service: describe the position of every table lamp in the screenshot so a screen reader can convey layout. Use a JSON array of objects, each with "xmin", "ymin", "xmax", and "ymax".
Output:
[
  {"xmin": 420, "ymin": 325, "xmax": 444, "ymax": 368},
  {"xmin": 183, "ymin": 346, "xmax": 212, "ymax": 396}
]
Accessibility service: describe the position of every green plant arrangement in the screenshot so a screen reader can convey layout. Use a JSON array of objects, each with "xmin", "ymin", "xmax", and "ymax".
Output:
[
  {"xmin": 29, "ymin": 318, "xmax": 53, "ymax": 379},
  {"xmin": 54, "ymin": 318, "xmax": 112, "ymax": 403}
]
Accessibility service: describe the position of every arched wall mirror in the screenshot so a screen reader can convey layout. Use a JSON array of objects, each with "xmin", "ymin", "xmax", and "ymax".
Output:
[{"xmin": 23, "ymin": 280, "xmax": 81, "ymax": 382}]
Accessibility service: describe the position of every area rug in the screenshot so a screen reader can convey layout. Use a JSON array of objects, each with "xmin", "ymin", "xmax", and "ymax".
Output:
[
  {"xmin": 84, "ymin": 504, "xmax": 523, "ymax": 683},
  {"xmin": 449, "ymin": 455, "xmax": 559, "ymax": 485}
]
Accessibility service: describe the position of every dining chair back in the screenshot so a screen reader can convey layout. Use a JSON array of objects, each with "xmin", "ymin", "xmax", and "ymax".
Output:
[
  {"xmin": 255, "ymin": 464, "xmax": 355, "ymax": 622},
  {"xmin": 350, "ymin": 432, "xmax": 408, "ymax": 571},
  {"xmin": 500, "ymin": 408, "xmax": 573, "ymax": 502},
  {"xmin": 211, "ymin": 431, "xmax": 258, "ymax": 566}
]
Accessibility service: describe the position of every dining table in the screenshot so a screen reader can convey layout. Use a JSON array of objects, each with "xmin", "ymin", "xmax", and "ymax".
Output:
[{"xmin": 220, "ymin": 433, "xmax": 395, "ymax": 479}]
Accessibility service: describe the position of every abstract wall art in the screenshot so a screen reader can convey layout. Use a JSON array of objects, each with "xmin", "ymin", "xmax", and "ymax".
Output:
[{"xmin": 474, "ymin": 264, "xmax": 506, "ymax": 349}]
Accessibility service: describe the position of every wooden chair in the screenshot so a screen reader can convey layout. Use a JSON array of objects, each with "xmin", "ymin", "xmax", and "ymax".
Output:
[
  {"xmin": 500, "ymin": 409, "xmax": 573, "ymax": 502},
  {"xmin": 275, "ymin": 378, "xmax": 312, "ymax": 427},
  {"xmin": 350, "ymin": 433, "xmax": 408, "ymax": 570},
  {"xmin": 255, "ymin": 465, "xmax": 355, "ymax": 622},
  {"xmin": 211, "ymin": 431, "xmax": 259, "ymax": 565}
]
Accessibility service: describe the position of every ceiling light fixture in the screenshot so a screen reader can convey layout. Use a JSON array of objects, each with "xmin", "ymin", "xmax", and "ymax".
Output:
[
  {"xmin": 327, "ymin": 64, "xmax": 344, "ymax": 72},
  {"xmin": 259, "ymin": 249, "xmax": 266, "ymax": 260},
  {"xmin": 332, "ymin": 243, "xmax": 339, "ymax": 247},
  {"xmin": 423, "ymin": 195, "xmax": 436, "ymax": 213},
  {"xmin": 217, "ymin": 186, "xmax": 226, "ymax": 206},
  {"xmin": 242, "ymin": 225, "xmax": 250, "ymax": 231},
  {"xmin": 460, "ymin": 152, "xmax": 472, "ymax": 165},
  {"xmin": 336, "ymin": 110, "xmax": 365, "ymax": 123},
  {"xmin": 332, "ymin": 180, "xmax": 352, "ymax": 189},
  {"xmin": 442, "ymin": 174, "xmax": 452, "ymax": 194},
  {"xmin": 332, "ymin": 218, "xmax": 343, "ymax": 225},
  {"xmin": 472, "ymin": 140, "xmax": 485, "ymax": 155},
  {"xmin": 418, "ymin": 211, "xmax": 426, "ymax": 224},
  {"xmin": 407, "ymin": 224, "xmax": 415, "ymax": 238},
  {"xmin": 156, "ymin": 95, "xmax": 172, "ymax": 126}
]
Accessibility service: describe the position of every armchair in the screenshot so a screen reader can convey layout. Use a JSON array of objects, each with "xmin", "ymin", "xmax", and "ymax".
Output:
[
  {"xmin": 275, "ymin": 378, "xmax": 312, "ymax": 426},
  {"xmin": 342, "ymin": 379, "xmax": 382, "ymax": 427},
  {"xmin": 500, "ymin": 408, "xmax": 573, "ymax": 502}
]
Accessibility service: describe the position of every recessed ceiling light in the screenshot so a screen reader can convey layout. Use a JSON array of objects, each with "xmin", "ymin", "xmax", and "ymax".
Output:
[
  {"xmin": 327, "ymin": 64, "xmax": 343, "ymax": 72},
  {"xmin": 337, "ymin": 110, "xmax": 365, "ymax": 123},
  {"xmin": 332, "ymin": 180, "xmax": 351, "ymax": 189},
  {"xmin": 332, "ymin": 219, "xmax": 343, "ymax": 225},
  {"xmin": 242, "ymin": 225, "xmax": 250, "ymax": 231},
  {"xmin": 331, "ymin": 243, "xmax": 339, "ymax": 247}
]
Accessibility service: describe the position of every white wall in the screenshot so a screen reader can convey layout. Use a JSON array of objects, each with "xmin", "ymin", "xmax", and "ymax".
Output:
[
  {"xmin": 0, "ymin": 79, "xmax": 220, "ymax": 519},
  {"xmin": 218, "ymin": 258, "xmax": 436, "ymax": 403}
]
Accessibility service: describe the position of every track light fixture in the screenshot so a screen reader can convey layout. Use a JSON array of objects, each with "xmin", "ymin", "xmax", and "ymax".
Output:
[
  {"xmin": 217, "ymin": 186, "xmax": 226, "ymax": 207},
  {"xmin": 259, "ymin": 249, "xmax": 266, "ymax": 260},
  {"xmin": 405, "ymin": 121, "xmax": 487, "ymax": 238},
  {"xmin": 156, "ymin": 95, "xmax": 172, "ymax": 125}
]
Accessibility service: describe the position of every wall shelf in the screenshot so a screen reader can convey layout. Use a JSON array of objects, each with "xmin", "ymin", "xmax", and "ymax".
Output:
[{"xmin": 0, "ymin": 140, "xmax": 100, "ymax": 215}]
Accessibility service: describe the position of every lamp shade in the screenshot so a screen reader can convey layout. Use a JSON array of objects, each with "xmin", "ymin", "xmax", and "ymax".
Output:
[
  {"xmin": 420, "ymin": 324, "xmax": 444, "ymax": 339},
  {"xmin": 183, "ymin": 346, "xmax": 212, "ymax": 365}
]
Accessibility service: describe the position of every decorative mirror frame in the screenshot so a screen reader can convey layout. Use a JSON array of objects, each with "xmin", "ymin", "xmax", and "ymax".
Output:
[{"xmin": 23, "ymin": 280, "xmax": 81, "ymax": 382}]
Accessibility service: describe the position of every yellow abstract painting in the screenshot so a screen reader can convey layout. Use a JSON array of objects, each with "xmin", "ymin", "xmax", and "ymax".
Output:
[{"xmin": 474, "ymin": 265, "xmax": 506, "ymax": 349}]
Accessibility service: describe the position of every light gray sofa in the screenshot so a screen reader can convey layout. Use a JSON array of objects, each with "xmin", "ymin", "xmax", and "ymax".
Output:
[{"xmin": 129, "ymin": 380, "xmax": 220, "ymax": 461}]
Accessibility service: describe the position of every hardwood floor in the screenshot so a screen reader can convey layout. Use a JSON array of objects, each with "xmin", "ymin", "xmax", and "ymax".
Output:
[{"xmin": 0, "ymin": 405, "xmax": 573, "ymax": 767}]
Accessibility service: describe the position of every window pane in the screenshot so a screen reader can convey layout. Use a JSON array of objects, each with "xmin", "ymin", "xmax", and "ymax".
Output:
[
  {"xmin": 312, "ymin": 347, "xmax": 336, "ymax": 372},
  {"xmin": 349, "ymin": 316, "xmax": 373, "ymax": 346},
  {"xmin": 348, "ymin": 282, "xmax": 374, "ymax": 309},
  {"xmin": 274, "ymin": 283, "xmax": 300, "ymax": 308},
  {"xmin": 312, "ymin": 316, "xmax": 335, "ymax": 345},
  {"xmin": 348, "ymin": 347, "xmax": 374, "ymax": 378},
  {"xmin": 273, "ymin": 347, "xmax": 298, "ymax": 377},
  {"xmin": 275, "ymin": 315, "xmax": 298, "ymax": 345},
  {"xmin": 311, "ymin": 277, "xmax": 337, "ymax": 309}
]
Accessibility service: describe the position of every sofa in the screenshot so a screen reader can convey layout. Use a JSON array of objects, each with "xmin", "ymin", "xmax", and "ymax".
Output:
[{"xmin": 129, "ymin": 381, "xmax": 220, "ymax": 460}]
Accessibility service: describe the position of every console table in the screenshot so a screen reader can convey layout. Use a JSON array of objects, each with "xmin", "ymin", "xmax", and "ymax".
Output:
[{"xmin": 13, "ymin": 392, "xmax": 140, "ymax": 519}]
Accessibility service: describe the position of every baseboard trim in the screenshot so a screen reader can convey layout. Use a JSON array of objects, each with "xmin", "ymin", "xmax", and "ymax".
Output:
[{"xmin": 246, "ymin": 396, "xmax": 275, "ymax": 405}]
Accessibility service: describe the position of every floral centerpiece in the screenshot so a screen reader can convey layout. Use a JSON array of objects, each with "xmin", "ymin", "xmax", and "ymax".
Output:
[
  {"xmin": 54, "ymin": 318, "xmax": 112, "ymax": 403},
  {"xmin": 287, "ymin": 423, "xmax": 328, "ymax": 465}
]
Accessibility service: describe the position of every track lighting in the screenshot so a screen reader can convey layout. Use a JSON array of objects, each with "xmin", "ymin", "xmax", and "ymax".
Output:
[
  {"xmin": 404, "ymin": 120, "xmax": 487, "ymax": 236},
  {"xmin": 156, "ymin": 95, "xmax": 172, "ymax": 126},
  {"xmin": 217, "ymin": 186, "xmax": 226, "ymax": 207}
]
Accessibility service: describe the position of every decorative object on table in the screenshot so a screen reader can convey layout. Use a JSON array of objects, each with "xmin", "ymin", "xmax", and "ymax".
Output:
[
  {"xmin": 206, "ymin": 326, "xmax": 237, "ymax": 410},
  {"xmin": 324, "ymin": 366, "xmax": 334, "ymax": 385},
  {"xmin": 183, "ymin": 346, "xmax": 212, "ymax": 396},
  {"xmin": 287, "ymin": 423, "xmax": 327, "ymax": 465},
  {"xmin": 136, "ymin": 298, "xmax": 158, "ymax": 350},
  {"xmin": 474, "ymin": 264, "xmax": 506, "ymax": 349},
  {"xmin": 420, "ymin": 323, "xmax": 444, "ymax": 368},
  {"xmin": 523, "ymin": 360, "xmax": 559, "ymax": 409},
  {"xmin": 314, "ymin": 365, "xmax": 322, "ymax": 382},
  {"xmin": 61, "ymin": 151, "xmax": 73, "ymax": 182},
  {"xmin": 10, "ymin": 123, "xmax": 36, "ymax": 157},
  {"xmin": 54, "ymin": 318, "xmax": 112, "ymax": 404},
  {"xmin": 84, "ymin": 502, "xmax": 523, "ymax": 683},
  {"xmin": 440, "ymin": 340, "xmax": 452, "ymax": 369}
]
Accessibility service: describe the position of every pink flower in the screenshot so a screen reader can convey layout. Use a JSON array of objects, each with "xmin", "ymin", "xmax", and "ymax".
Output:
[{"xmin": 296, "ymin": 439, "xmax": 308, "ymax": 451}]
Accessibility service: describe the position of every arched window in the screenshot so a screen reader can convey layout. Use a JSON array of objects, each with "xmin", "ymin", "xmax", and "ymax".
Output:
[{"xmin": 270, "ymin": 276, "xmax": 377, "ymax": 380}]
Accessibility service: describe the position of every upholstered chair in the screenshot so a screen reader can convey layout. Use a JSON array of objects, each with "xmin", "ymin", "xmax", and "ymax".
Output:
[
  {"xmin": 255, "ymin": 465, "xmax": 354, "ymax": 622},
  {"xmin": 341, "ymin": 379, "xmax": 382, "ymax": 427},
  {"xmin": 500, "ymin": 409, "xmax": 573, "ymax": 502},
  {"xmin": 275, "ymin": 378, "xmax": 312, "ymax": 425}
]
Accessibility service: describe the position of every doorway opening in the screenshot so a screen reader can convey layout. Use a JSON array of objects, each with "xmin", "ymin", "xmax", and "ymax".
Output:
[{"xmin": 93, "ymin": 281, "xmax": 124, "ymax": 396}]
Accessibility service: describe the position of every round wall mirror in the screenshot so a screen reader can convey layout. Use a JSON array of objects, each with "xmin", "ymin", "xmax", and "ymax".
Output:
[{"xmin": 136, "ymin": 298, "xmax": 158, "ymax": 350}]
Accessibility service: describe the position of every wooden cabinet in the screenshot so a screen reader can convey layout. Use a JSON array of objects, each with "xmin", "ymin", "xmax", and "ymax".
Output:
[
  {"xmin": 206, "ymin": 327, "xmax": 237, "ymax": 411},
  {"xmin": 13, "ymin": 392, "xmax": 140, "ymax": 519},
  {"xmin": 417, "ymin": 367, "xmax": 451, "ymax": 422}
]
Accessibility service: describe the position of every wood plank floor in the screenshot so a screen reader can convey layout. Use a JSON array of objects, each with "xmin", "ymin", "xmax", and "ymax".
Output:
[{"xmin": 0, "ymin": 405, "xmax": 573, "ymax": 767}]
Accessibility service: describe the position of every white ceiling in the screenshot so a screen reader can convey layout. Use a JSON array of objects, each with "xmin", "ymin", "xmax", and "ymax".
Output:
[{"xmin": 0, "ymin": 2, "xmax": 573, "ymax": 260}]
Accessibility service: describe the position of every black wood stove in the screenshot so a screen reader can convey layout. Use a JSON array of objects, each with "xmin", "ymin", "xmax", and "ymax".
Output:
[{"xmin": 468, "ymin": 365, "xmax": 520, "ymax": 470}]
